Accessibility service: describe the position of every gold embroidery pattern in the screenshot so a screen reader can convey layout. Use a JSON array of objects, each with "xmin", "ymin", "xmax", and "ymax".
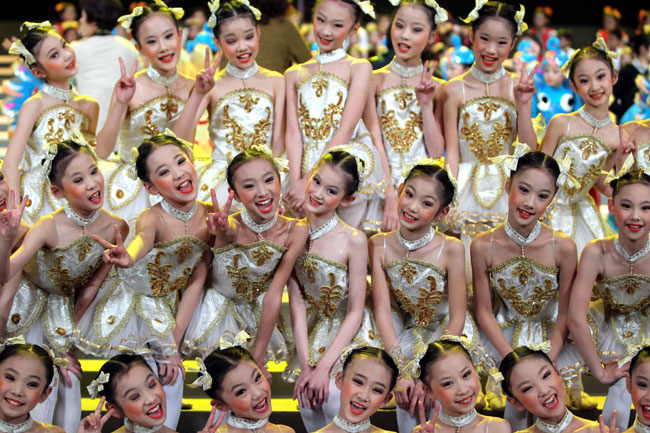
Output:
[
  {"xmin": 223, "ymin": 105, "xmax": 271, "ymax": 152},
  {"xmin": 297, "ymin": 92, "xmax": 344, "ymax": 142},
  {"xmin": 460, "ymin": 111, "xmax": 513, "ymax": 163},
  {"xmin": 621, "ymin": 278, "xmax": 641, "ymax": 295},
  {"xmin": 174, "ymin": 239, "xmax": 193, "ymax": 264},
  {"xmin": 251, "ymin": 246, "xmax": 273, "ymax": 266},
  {"xmin": 559, "ymin": 148, "xmax": 605, "ymax": 197},
  {"xmin": 48, "ymin": 256, "xmax": 73, "ymax": 296},
  {"xmin": 299, "ymin": 255, "xmax": 319, "ymax": 283},
  {"xmin": 239, "ymin": 93, "xmax": 260, "ymax": 113},
  {"xmin": 161, "ymin": 99, "xmax": 179, "ymax": 121},
  {"xmin": 391, "ymin": 276, "xmax": 443, "ymax": 326},
  {"xmin": 395, "ymin": 89, "xmax": 413, "ymax": 110},
  {"xmin": 599, "ymin": 277, "xmax": 650, "ymax": 314},
  {"xmin": 76, "ymin": 237, "xmax": 93, "ymax": 261},
  {"xmin": 478, "ymin": 100, "xmax": 499, "ymax": 121},
  {"xmin": 303, "ymin": 273, "xmax": 343, "ymax": 318},
  {"xmin": 227, "ymin": 254, "xmax": 272, "ymax": 301},
  {"xmin": 399, "ymin": 261, "xmax": 417, "ymax": 284},
  {"xmin": 513, "ymin": 261, "xmax": 535, "ymax": 285},
  {"xmin": 312, "ymin": 76, "xmax": 329, "ymax": 98},
  {"xmin": 495, "ymin": 277, "xmax": 555, "ymax": 318},
  {"xmin": 58, "ymin": 110, "xmax": 76, "ymax": 129},
  {"xmin": 379, "ymin": 99, "xmax": 422, "ymax": 154},
  {"xmin": 146, "ymin": 251, "xmax": 193, "ymax": 297},
  {"xmin": 579, "ymin": 137, "xmax": 599, "ymax": 160},
  {"xmin": 140, "ymin": 110, "xmax": 160, "ymax": 136},
  {"xmin": 44, "ymin": 118, "xmax": 65, "ymax": 144}
]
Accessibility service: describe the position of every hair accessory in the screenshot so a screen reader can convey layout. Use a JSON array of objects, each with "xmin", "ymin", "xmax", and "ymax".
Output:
[
  {"xmin": 116, "ymin": 345, "xmax": 153, "ymax": 357},
  {"xmin": 118, "ymin": 6, "xmax": 145, "ymax": 31},
  {"xmin": 188, "ymin": 357, "xmax": 213, "ymax": 390},
  {"xmin": 350, "ymin": 0, "xmax": 375, "ymax": 18},
  {"xmin": 603, "ymin": 153, "xmax": 635, "ymax": 185},
  {"xmin": 87, "ymin": 371, "xmax": 110, "ymax": 399},
  {"xmin": 237, "ymin": 0, "xmax": 262, "ymax": 20},
  {"xmin": 0, "ymin": 336, "xmax": 27, "ymax": 353},
  {"xmin": 526, "ymin": 340, "xmax": 552, "ymax": 353},
  {"xmin": 72, "ymin": 129, "xmax": 98, "ymax": 160},
  {"xmin": 21, "ymin": 21, "xmax": 53, "ymax": 32},
  {"xmin": 41, "ymin": 345, "xmax": 70, "ymax": 388},
  {"xmin": 603, "ymin": 6, "xmax": 621, "ymax": 20},
  {"xmin": 162, "ymin": 128, "xmax": 194, "ymax": 156},
  {"xmin": 489, "ymin": 366, "xmax": 504, "ymax": 383},
  {"xmin": 489, "ymin": 141, "xmax": 531, "ymax": 174},
  {"xmin": 439, "ymin": 335, "xmax": 473, "ymax": 352},
  {"xmin": 461, "ymin": 0, "xmax": 488, "ymax": 23},
  {"xmin": 8, "ymin": 40, "xmax": 36, "ymax": 67},
  {"xmin": 514, "ymin": 5, "xmax": 528, "ymax": 36},
  {"xmin": 219, "ymin": 330, "xmax": 251, "ymax": 350},
  {"xmin": 619, "ymin": 340, "xmax": 650, "ymax": 368},
  {"xmin": 207, "ymin": 0, "xmax": 220, "ymax": 28},
  {"xmin": 426, "ymin": 0, "xmax": 449, "ymax": 24},
  {"xmin": 326, "ymin": 145, "xmax": 366, "ymax": 185},
  {"xmin": 333, "ymin": 415, "xmax": 371, "ymax": 433},
  {"xmin": 556, "ymin": 154, "xmax": 581, "ymax": 190},
  {"xmin": 42, "ymin": 142, "xmax": 60, "ymax": 178},
  {"xmin": 0, "ymin": 414, "xmax": 33, "ymax": 433},
  {"xmin": 400, "ymin": 157, "xmax": 443, "ymax": 181},
  {"xmin": 536, "ymin": 409, "xmax": 574, "ymax": 433},
  {"xmin": 633, "ymin": 418, "xmax": 650, "ymax": 433},
  {"xmin": 152, "ymin": 0, "xmax": 184, "ymax": 21},
  {"xmin": 126, "ymin": 147, "xmax": 140, "ymax": 180},
  {"xmin": 250, "ymin": 145, "xmax": 289, "ymax": 173},
  {"xmin": 445, "ymin": 163, "xmax": 459, "ymax": 207}
]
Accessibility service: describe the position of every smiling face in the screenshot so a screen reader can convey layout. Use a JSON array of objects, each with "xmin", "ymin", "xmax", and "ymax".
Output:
[
  {"xmin": 471, "ymin": 17, "xmax": 515, "ymax": 73},
  {"xmin": 336, "ymin": 357, "xmax": 393, "ymax": 423},
  {"xmin": 136, "ymin": 13, "xmax": 182, "ymax": 75},
  {"xmin": 425, "ymin": 351, "xmax": 480, "ymax": 416},
  {"xmin": 33, "ymin": 33, "xmax": 77, "ymax": 81},
  {"xmin": 0, "ymin": 355, "xmax": 50, "ymax": 423},
  {"xmin": 312, "ymin": 0, "xmax": 359, "ymax": 53},
  {"xmin": 570, "ymin": 57, "xmax": 616, "ymax": 107},
  {"xmin": 215, "ymin": 360, "xmax": 271, "ymax": 420},
  {"xmin": 110, "ymin": 365, "xmax": 166, "ymax": 428},
  {"xmin": 143, "ymin": 144, "xmax": 198, "ymax": 207},
  {"xmin": 304, "ymin": 162, "xmax": 354, "ymax": 215},
  {"xmin": 542, "ymin": 64, "xmax": 564, "ymax": 87},
  {"xmin": 398, "ymin": 175, "xmax": 447, "ymax": 229},
  {"xmin": 51, "ymin": 151, "xmax": 104, "ymax": 215},
  {"xmin": 508, "ymin": 356, "xmax": 566, "ymax": 422},
  {"xmin": 231, "ymin": 158, "xmax": 281, "ymax": 222},
  {"xmin": 609, "ymin": 182, "xmax": 650, "ymax": 242},
  {"xmin": 506, "ymin": 167, "xmax": 556, "ymax": 232},
  {"xmin": 628, "ymin": 360, "xmax": 650, "ymax": 425},
  {"xmin": 391, "ymin": 4, "xmax": 435, "ymax": 65},
  {"xmin": 215, "ymin": 16, "xmax": 260, "ymax": 69}
]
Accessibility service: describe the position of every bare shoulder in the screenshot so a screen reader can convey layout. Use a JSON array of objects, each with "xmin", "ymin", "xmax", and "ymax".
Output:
[
  {"xmin": 547, "ymin": 112, "xmax": 571, "ymax": 132},
  {"xmin": 441, "ymin": 233, "xmax": 465, "ymax": 256},
  {"xmin": 581, "ymin": 236, "xmax": 606, "ymax": 262},
  {"xmin": 369, "ymin": 231, "xmax": 388, "ymax": 249},
  {"xmin": 470, "ymin": 228, "xmax": 494, "ymax": 253},
  {"xmin": 350, "ymin": 57, "xmax": 372, "ymax": 73},
  {"xmin": 348, "ymin": 226, "xmax": 369, "ymax": 249},
  {"xmin": 275, "ymin": 424, "xmax": 296, "ymax": 433},
  {"xmin": 485, "ymin": 415, "xmax": 511, "ymax": 433},
  {"xmin": 36, "ymin": 422, "xmax": 65, "ymax": 433},
  {"xmin": 260, "ymin": 66, "xmax": 284, "ymax": 80},
  {"xmin": 551, "ymin": 227, "xmax": 577, "ymax": 255}
]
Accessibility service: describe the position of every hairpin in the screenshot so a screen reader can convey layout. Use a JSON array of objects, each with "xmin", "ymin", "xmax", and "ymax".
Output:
[
  {"xmin": 325, "ymin": 145, "xmax": 366, "ymax": 186},
  {"xmin": 461, "ymin": 0, "xmax": 488, "ymax": 23},
  {"xmin": 9, "ymin": 40, "xmax": 36, "ymax": 67},
  {"xmin": 489, "ymin": 141, "xmax": 531, "ymax": 174},
  {"xmin": 525, "ymin": 340, "xmax": 552, "ymax": 353},
  {"xmin": 514, "ymin": 5, "xmax": 528, "ymax": 36},
  {"xmin": 188, "ymin": 357, "xmax": 213, "ymax": 390},
  {"xmin": 250, "ymin": 145, "xmax": 289, "ymax": 173},
  {"xmin": 219, "ymin": 330, "xmax": 251, "ymax": 350},
  {"xmin": 556, "ymin": 154, "xmax": 581, "ymax": 190},
  {"xmin": 618, "ymin": 338, "xmax": 650, "ymax": 367},
  {"xmin": 87, "ymin": 371, "xmax": 111, "ymax": 399},
  {"xmin": 603, "ymin": 153, "xmax": 635, "ymax": 184}
]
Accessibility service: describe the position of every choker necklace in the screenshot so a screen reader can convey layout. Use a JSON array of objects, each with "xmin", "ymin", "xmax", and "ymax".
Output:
[
  {"xmin": 227, "ymin": 414, "xmax": 268, "ymax": 432},
  {"xmin": 146, "ymin": 66, "xmax": 178, "ymax": 89},
  {"xmin": 0, "ymin": 415, "xmax": 34, "ymax": 433},
  {"xmin": 504, "ymin": 219, "xmax": 542, "ymax": 257},
  {"xmin": 160, "ymin": 199, "xmax": 197, "ymax": 235},
  {"xmin": 316, "ymin": 48, "xmax": 347, "ymax": 65},
  {"xmin": 634, "ymin": 418, "xmax": 650, "ymax": 433},
  {"xmin": 438, "ymin": 408, "xmax": 477, "ymax": 432},
  {"xmin": 578, "ymin": 106, "xmax": 611, "ymax": 132},
  {"xmin": 389, "ymin": 57, "xmax": 423, "ymax": 82},
  {"xmin": 535, "ymin": 409, "xmax": 574, "ymax": 433},
  {"xmin": 42, "ymin": 82, "xmax": 74, "ymax": 103},
  {"xmin": 469, "ymin": 64, "xmax": 505, "ymax": 96},
  {"xmin": 397, "ymin": 226, "xmax": 435, "ymax": 257},
  {"xmin": 226, "ymin": 62, "xmax": 259, "ymax": 86},
  {"xmin": 64, "ymin": 203, "xmax": 99, "ymax": 227},
  {"xmin": 333, "ymin": 414, "xmax": 371, "ymax": 433},
  {"xmin": 614, "ymin": 235, "xmax": 650, "ymax": 273},
  {"xmin": 308, "ymin": 214, "xmax": 339, "ymax": 250},
  {"xmin": 124, "ymin": 419, "xmax": 163, "ymax": 433},
  {"xmin": 240, "ymin": 208, "xmax": 277, "ymax": 240}
]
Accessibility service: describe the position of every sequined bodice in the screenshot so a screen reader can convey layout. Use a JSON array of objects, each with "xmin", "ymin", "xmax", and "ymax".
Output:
[
  {"xmin": 377, "ymin": 86, "xmax": 425, "ymax": 156},
  {"xmin": 211, "ymin": 240, "xmax": 287, "ymax": 301},
  {"xmin": 490, "ymin": 256, "xmax": 559, "ymax": 319},
  {"xmin": 295, "ymin": 253, "xmax": 348, "ymax": 318},
  {"xmin": 118, "ymin": 236, "xmax": 208, "ymax": 297},
  {"xmin": 553, "ymin": 134, "xmax": 611, "ymax": 202},
  {"xmin": 23, "ymin": 235, "xmax": 104, "ymax": 296},
  {"xmin": 458, "ymin": 96, "xmax": 516, "ymax": 164},
  {"xmin": 597, "ymin": 274, "xmax": 650, "ymax": 315},
  {"xmin": 118, "ymin": 96, "xmax": 185, "ymax": 161},
  {"xmin": 23, "ymin": 105, "xmax": 90, "ymax": 171},
  {"xmin": 635, "ymin": 140, "xmax": 650, "ymax": 169},
  {"xmin": 384, "ymin": 258, "xmax": 447, "ymax": 328},
  {"xmin": 209, "ymin": 89, "xmax": 273, "ymax": 161}
]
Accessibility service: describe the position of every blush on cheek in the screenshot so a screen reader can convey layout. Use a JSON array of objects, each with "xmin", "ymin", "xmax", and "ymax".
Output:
[
  {"xmin": 120, "ymin": 400, "xmax": 145, "ymax": 419},
  {"xmin": 229, "ymin": 398, "xmax": 252, "ymax": 414}
]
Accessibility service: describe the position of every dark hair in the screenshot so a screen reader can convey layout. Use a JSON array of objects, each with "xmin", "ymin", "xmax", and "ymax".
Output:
[
  {"xmin": 226, "ymin": 149, "xmax": 281, "ymax": 193},
  {"xmin": 313, "ymin": 150, "xmax": 363, "ymax": 198},
  {"xmin": 0, "ymin": 343, "xmax": 55, "ymax": 388},
  {"xmin": 47, "ymin": 139, "xmax": 98, "ymax": 187},
  {"xmin": 78, "ymin": 0, "xmax": 124, "ymax": 31},
  {"xmin": 211, "ymin": 0, "xmax": 259, "ymax": 39},
  {"xmin": 250, "ymin": 0, "xmax": 289, "ymax": 23},
  {"xmin": 630, "ymin": 346, "xmax": 650, "ymax": 376},
  {"xmin": 610, "ymin": 169, "xmax": 650, "ymax": 198},
  {"xmin": 342, "ymin": 347, "xmax": 399, "ymax": 391},
  {"xmin": 499, "ymin": 347, "xmax": 553, "ymax": 398},
  {"xmin": 630, "ymin": 32, "xmax": 650, "ymax": 55},
  {"xmin": 135, "ymin": 133, "xmax": 191, "ymax": 183},
  {"xmin": 556, "ymin": 28, "xmax": 572, "ymax": 41},
  {"xmin": 17, "ymin": 22, "xmax": 59, "ymax": 67},
  {"xmin": 95, "ymin": 354, "xmax": 154, "ymax": 405},
  {"xmin": 567, "ymin": 45, "xmax": 615, "ymax": 84},
  {"xmin": 315, "ymin": 0, "xmax": 362, "ymax": 24},
  {"xmin": 510, "ymin": 150, "xmax": 560, "ymax": 190},
  {"xmin": 419, "ymin": 339, "xmax": 472, "ymax": 387},
  {"xmin": 131, "ymin": 2, "xmax": 181, "ymax": 44},
  {"xmin": 201, "ymin": 346, "xmax": 257, "ymax": 401},
  {"xmin": 404, "ymin": 163, "xmax": 455, "ymax": 209},
  {"xmin": 471, "ymin": 1, "xmax": 519, "ymax": 40},
  {"xmin": 397, "ymin": 0, "xmax": 442, "ymax": 31}
]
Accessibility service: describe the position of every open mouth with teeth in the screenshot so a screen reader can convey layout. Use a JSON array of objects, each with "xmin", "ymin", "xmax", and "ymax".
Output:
[
  {"xmin": 256, "ymin": 198, "xmax": 273, "ymax": 213},
  {"xmin": 481, "ymin": 55, "xmax": 497, "ymax": 66},
  {"xmin": 160, "ymin": 53, "xmax": 175, "ymax": 64},
  {"xmin": 456, "ymin": 395, "xmax": 473, "ymax": 406},
  {"xmin": 146, "ymin": 403, "xmax": 164, "ymax": 419},
  {"xmin": 589, "ymin": 92, "xmax": 605, "ymax": 100},
  {"xmin": 0, "ymin": 197, "xmax": 6, "ymax": 211},
  {"xmin": 309, "ymin": 196, "xmax": 322, "ymax": 207},
  {"xmin": 349, "ymin": 401, "xmax": 367, "ymax": 415},
  {"xmin": 397, "ymin": 43, "xmax": 410, "ymax": 53},
  {"xmin": 627, "ymin": 223, "xmax": 643, "ymax": 233},
  {"xmin": 5, "ymin": 397, "xmax": 24, "ymax": 408},
  {"xmin": 177, "ymin": 179, "xmax": 194, "ymax": 194},
  {"xmin": 402, "ymin": 210, "xmax": 417, "ymax": 223},
  {"xmin": 253, "ymin": 397, "xmax": 270, "ymax": 413},
  {"xmin": 237, "ymin": 53, "xmax": 252, "ymax": 63},
  {"xmin": 89, "ymin": 191, "xmax": 101, "ymax": 204},
  {"xmin": 518, "ymin": 208, "xmax": 534, "ymax": 219},
  {"xmin": 66, "ymin": 60, "xmax": 76, "ymax": 70},
  {"xmin": 319, "ymin": 36, "xmax": 332, "ymax": 46},
  {"xmin": 542, "ymin": 394, "xmax": 560, "ymax": 410},
  {"xmin": 640, "ymin": 404, "xmax": 650, "ymax": 419}
]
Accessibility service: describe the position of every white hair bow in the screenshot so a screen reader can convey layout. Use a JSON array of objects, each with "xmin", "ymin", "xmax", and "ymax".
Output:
[
  {"xmin": 219, "ymin": 330, "xmax": 251, "ymax": 350},
  {"xmin": 250, "ymin": 145, "xmax": 289, "ymax": 173},
  {"xmin": 461, "ymin": 0, "xmax": 488, "ymax": 23},
  {"xmin": 489, "ymin": 141, "xmax": 531, "ymax": 174},
  {"xmin": 189, "ymin": 357, "xmax": 213, "ymax": 390},
  {"xmin": 603, "ymin": 153, "xmax": 635, "ymax": 185},
  {"xmin": 556, "ymin": 154, "xmax": 581, "ymax": 190},
  {"xmin": 9, "ymin": 40, "xmax": 36, "ymax": 66},
  {"xmin": 326, "ymin": 145, "xmax": 366, "ymax": 185},
  {"xmin": 514, "ymin": 5, "xmax": 528, "ymax": 36},
  {"xmin": 87, "ymin": 371, "xmax": 111, "ymax": 399},
  {"xmin": 118, "ymin": 7, "xmax": 145, "ymax": 32},
  {"xmin": 351, "ymin": 0, "xmax": 376, "ymax": 18},
  {"xmin": 153, "ymin": 0, "xmax": 185, "ymax": 21},
  {"xmin": 526, "ymin": 340, "xmax": 552, "ymax": 353}
]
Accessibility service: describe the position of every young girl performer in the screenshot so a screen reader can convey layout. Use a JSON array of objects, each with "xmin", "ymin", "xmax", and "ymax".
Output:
[
  {"xmin": 287, "ymin": 149, "xmax": 378, "ymax": 431},
  {"xmin": 0, "ymin": 136, "xmax": 126, "ymax": 433},
  {"xmin": 443, "ymin": 1, "xmax": 537, "ymax": 239},
  {"xmin": 568, "ymin": 162, "xmax": 650, "ymax": 431},
  {"xmin": 620, "ymin": 345, "xmax": 650, "ymax": 433},
  {"xmin": 96, "ymin": 1, "xmax": 193, "ymax": 225},
  {"xmin": 4, "ymin": 21, "xmax": 98, "ymax": 224},
  {"xmin": 182, "ymin": 148, "xmax": 308, "ymax": 367},
  {"xmin": 370, "ymin": 159, "xmax": 476, "ymax": 433},
  {"xmin": 78, "ymin": 132, "xmax": 212, "ymax": 429},
  {"xmin": 0, "ymin": 342, "xmax": 65, "ymax": 433},
  {"xmin": 414, "ymin": 338, "xmax": 511, "ymax": 433},
  {"xmin": 284, "ymin": 0, "xmax": 389, "ymax": 232},
  {"xmin": 315, "ymin": 346, "xmax": 398, "ymax": 433},
  {"xmin": 172, "ymin": 0, "xmax": 286, "ymax": 209},
  {"xmin": 620, "ymin": 118, "xmax": 650, "ymax": 168},
  {"xmin": 540, "ymin": 38, "xmax": 620, "ymax": 254}
]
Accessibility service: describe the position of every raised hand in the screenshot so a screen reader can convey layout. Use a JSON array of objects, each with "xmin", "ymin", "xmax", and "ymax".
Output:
[
  {"xmin": 514, "ymin": 62, "xmax": 537, "ymax": 107},
  {"xmin": 198, "ymin": 405, "xmax": 228, "ymax": 433},
  {"xmin": 206, "ymin": 189, "xmax": 234, "ymax": 235},
  {"xmin": 0, "ymin": 190, "xmax": 27, "ymax": 243},
  {"xmin": 77, "ymin": 397, "xmax": 114, "ymax": 433},
  {"xmin": 115, "ymin": 57, "xmax": 137, "ymax": 104},
  {"xmin": 415, "ymin": 60, "xmax": 439, "ymax": 107},
  {"xmin": 195, "ymin": 48, "xmax": 222, "ymax": 95},
  {"xmin": 93, "ymin": 225, "xmax": 133, "ymax": 268},
  {"xmin": 417, "ymin": 400, "xmax": 440, "ymax": 433},
  {"xmin": 600, "ymin": 361, "xmax": 629, "ymax": 385},
  {"xmin": 598, "ymin": 411, "xmax": 620, "ymax": 433}
]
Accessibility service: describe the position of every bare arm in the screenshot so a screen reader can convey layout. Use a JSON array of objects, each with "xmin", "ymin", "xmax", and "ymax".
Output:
[
  {"xmin": 540, "ymin": 115, "xmax": 567, "ymax": 156},
  {"xmin": 284, "ymin": 67, "xmax": 307, "ymax": 211},
  {"xmin": 369, "ymin": 234, "xmax": 397, "ymax": 351},
  {"xmin": 4, "ymin": 98, "xmax": 40, "ymax": 192},
  {"xmin": 444, "ymin": 237, "xmax": 467, "ymax": 335},
  {"xmin": 548, "ymin": 233, "xmax": 577, "ymax": 361},
  {"xmin": 442, "ymin": 82, "xmax": 461, "ymax": 177},
  {"xmin": 0, "ymin": 217, "xmax": 57, "ymax": 283},
  {"xmin": 416, "ymin": 63, "xmax": 444, "ymax": 158},
  {"xmin": 173, "ymin": 253, "xmax": 210, "ymax": 346},
  {"xmin": 513, "ymin": 66, "xmax": 539, "ymax": 148},
  {"xmin": 271, "ymin": 74, "xmax": 286, "ymax": 157}
]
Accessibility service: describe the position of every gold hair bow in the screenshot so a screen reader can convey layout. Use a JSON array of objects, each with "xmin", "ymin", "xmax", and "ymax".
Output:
[
  {"xmin": 514, "ymin": 5, "xmax": 528, "ymax": 36},
  {"xmin": 42, "ymin": 345, "xmax": 70, "ymax": 388},
  {"xmin": 426, "ymin": 0, "xmax": 449, "ymax": 24},
  {"xmin": 400, "ymin": 157, "xmax": 444, "ymax": 181},
  {"xmin": 207, "ymin": 0, "xmax": 220, "ymax": 28},
  {"xmin": 163, "ymin": 128, "xmax": 194, "ymax": 156},
  {"xmin": 21, "ymin": 21, "xmax": 53, "ymax": 32},
  {"xmin": 9, "ymin": 40, "xmax": 36, "ymax": 66},
  {"xmin": 250, "ymin": 145, "xmax": 289, "ymax": 173},
  {"xmin": 489, "ymin": 141, "xmax": 531, "ymax": 173},
  {"xmin": 489, "ymin": 366, "xmax": 504, "ymax": 383},
  {"xmin": 603, "ymin": 153, "xmax": 635, "ymax": 185},
  {"xmin": 238, "ymin": 0, "xmax": 262, "ymax": 20},
  {"xmin": 618, "ymin": 338, "xmax": 650, "ymax": 368},
  {"xmin": 41, "ymin": 142, "xmax": 60, "ymax": 178},
  {"xmin": 593, "ymin": 36, "xmax": 618, "ymax": 60},
  {"xmin": 118, "ymin": 6, "xmax": 145, "ymax": 32},
  {"xmin": 117, "ymin": 345, "xmax": 153, "ymax": 357},
  {"xmin": 87, "ymin": 371, "xmax": 110, "ymax": 399},
  {"xmin": 387, "ymin": 0, "xmax": 400, "ymax": 7},
  {"xmin": 556, "ymin": 154, "xmax": 581, "ymax": 190},
  {"xmin": 153, "ymin": 0, "xmax": 185, "ymax": 21},
  {"xmin": 72, "ymin": 129, "xmax": 98, "ymax": 160},
  {"xmin": 126, "ymin": 147, "xmax": 140, "ymax": 180},
  {"xmin": 0, "ymin": 335, "xmax": 27, "ymax": 351},
  {"xmin": 219, "ymin": 330, "xmax": 251, "ymax": 350},
  {"xmin": 326, "ymin": 145, "xmax": 366, "ymax": 185},
  {"xmin": 188, "ymin": 357, "xmax": 213, "ymax": 390},
  {"xmin": 351, "ymin": 0, "xmax": 376, "ymax": 18},
  {"xmin": 446, "ymin": 163, "xmax": 459, "ymax": 207},
  {"xmin": 461, "ymin": 0, "xmax": 488, "ymax": 23},
  {"xmin": 526, "ymin": 340, "xmax": 552, "ymax": 354},
  {"xmin": 440, "ymin": 335, "xmax": 473, "ymax": 352}
]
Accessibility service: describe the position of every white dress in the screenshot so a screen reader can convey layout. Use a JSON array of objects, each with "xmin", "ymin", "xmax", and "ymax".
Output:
[{"xmin": 635, "ymin": 139, "xmax": 650, "ymax": 168}]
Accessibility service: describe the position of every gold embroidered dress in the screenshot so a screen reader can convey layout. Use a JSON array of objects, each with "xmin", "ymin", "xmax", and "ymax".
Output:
[
  {"xmin": 635, "ymin": 140, "xmax": 650, "ymax": 169},
  {"xmin": 182, "ymin": 239, "xmax": 288, "ymax": 360},
  {"xmin": 20, "ymin": 105, "xmax": 92, "ymax": 224},
  {"xmin": 76, "ymin": 236, "xmax": 208, "ymax": 358},
  {"xmin": 3, "ymin": 236, "xmax": 104, "ymax": 353}
]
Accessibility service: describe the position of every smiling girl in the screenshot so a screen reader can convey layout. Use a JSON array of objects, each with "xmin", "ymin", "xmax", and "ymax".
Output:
[
  {"xmin": 4, "ymin": 21, "xmax": 98, "ymax": 224},
  {"xmin": 621, "ymin": 346, "xmax": 650, "ymax": 433}
]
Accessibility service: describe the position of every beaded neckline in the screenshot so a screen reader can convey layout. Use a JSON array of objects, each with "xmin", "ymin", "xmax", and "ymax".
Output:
[
  {"xmin": 332, "ymin": 414, "xmax": 371, "ymax": 433},
  {"xmin": 124, "ymin": 419, "xmax": 163, "ymax": 433},
  {"xmin": 227, "ymin": 414, "xmax": 268, "ymax": 431},
  {"xmin": 535, "ymin": 409, "xmax": 574, "ymax": 433},
  {"xmin": 308, "ymin": 213, "xmax": 339, "ymax": 251},
  {"xmin": 316, "ymin": 48, "xmax": 346, "ymax": 64},
  {"xmin": 578, "ymin": 106, "xmax": 611, "ymax": 132},
  {"xmin": 146, "ymin": 66, "xmax": 178, "ymax": 88},
  {"xmin": 397, "ymin": 226, "xmax": 435, "ymax": 257},
  {"xmin": 240, "ymin": 208, "xmax": 278, "ymax": 240},
  {"xmin": 389, "ymin": 57, "xmax": 423, "ymax": 80},
  {"xmin": 469, "ymin": 63, "xmax": 505, "ymax": 96},
  {"xmin": 42, "ymin": 82, "xmax": 74, "ymax": 102},
  {"xmin": 226, "ymin": 61, "xmax": 259, "ymax": 87},
  {"xmin": 614, "ymin": 235, "xmax": 650, "ymax": 273},
  {"xmin": 160, "ymin": 199, "xmax": 197, "ymax": 235},
  {"xmin": 0, "ymin": 415, "xmax": 34, "ymax": 433},
  {"xmin": 504, "ymin": 219, "xmax": 542, "ymax": 257},
  {"xmin": 438, "ymin": 408, "xmax": 478, "ymax": 432}
]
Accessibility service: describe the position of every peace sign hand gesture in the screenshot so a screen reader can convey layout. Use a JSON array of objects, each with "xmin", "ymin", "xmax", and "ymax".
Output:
[
  {"xmin": 116, "ymin": 57, "xmax": 138, "ymax": 104},
  {"xmin": 415, "ymin": 400, "xmax": 441, "ymax": 433},
  {"xmin": 415, "ymin": 60, "xmax": 439, "ymax": 108},
  {"xmin": 93, "ymin": 225, "xmax": 133, "ymax": 268},
  {"xmin": 206, "ymin": 188, "xmax": 234, "ymax": 236},
  {"xmin": 598, "ymin": 411, "xmax": 620, "ymax": 433},
  {"xmin": 195, "ymin": 48, "xmax": 222, "ymax": 95},
  {"xmin": 198, "ymin": 405, "xmax": 228, "ymax": 433},
  {"xmin": 0, "ymin": 190, "xmax": 27, "ymax": 244},
  {"xmin": 77, "ymin": 397, "xmax": 114, "ymax": 433},
  {"xmin": 514, "ymin": 61, "xmax": 537, "ymax": 107}
]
